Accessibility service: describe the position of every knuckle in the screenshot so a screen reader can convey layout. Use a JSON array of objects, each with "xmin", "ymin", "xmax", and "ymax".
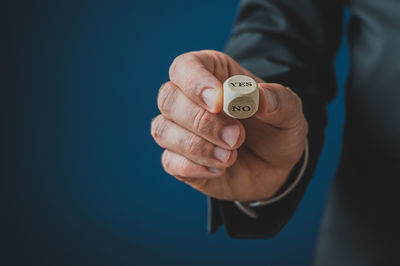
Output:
[
  {"xmin": 169, "ymin": 53, "xmax": 196, "ymax": 79},
  {"xmin": 157, "ymin": 81, "xmax": 176, "ymax": 114},
  {"xmin": 204, "ymin": 143, "xmax": 216, "ymax": 161},
  {"xmin": 183, "ymin": 71, "xmax": 195, "ymax": 89},
  {"xmin": 199, "ymin": 49, "xmax": 225, "ymax": 61},
  {"xmin": 168, "ymin": 55, "xmax": 182, "ymax": 79},
  {"xmin": 179, "ymin": 157, "xmax": 192, "ymax": 177},
  {"xmin": 161, "ymin": 150, "xmax": 176, "ymax": 176},
  {"xmin": 157, "ymin": 81, "xmax": 168, "ymax": 99},
  {"xmin": 186, "ymin": 134, "xmax": 203, "ymax": 155},
  {"xmin": 181, "ymin": 65, "xmax": 200, "ymax": 89},
  {"xmin": 193, "ymin": 108, "xmax": 211, "ymax": 135},
  {"xmin": 150, "ymin": 115, "xmax": 167, "ymax": 143},
  {"xmin": 173, "ymin": 53, "xmax": 203, "ymax": 92}
]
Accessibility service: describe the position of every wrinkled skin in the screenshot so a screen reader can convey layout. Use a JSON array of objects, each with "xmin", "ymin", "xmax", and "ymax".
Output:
[{"xmin": 151, "ymin": 50, "xmax": 308, "ymax": 202}]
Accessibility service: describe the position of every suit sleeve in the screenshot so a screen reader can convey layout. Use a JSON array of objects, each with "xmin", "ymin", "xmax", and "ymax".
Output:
[{"xmin": 207, "ymin": 0, "xmax": 345, "ymax": 239}]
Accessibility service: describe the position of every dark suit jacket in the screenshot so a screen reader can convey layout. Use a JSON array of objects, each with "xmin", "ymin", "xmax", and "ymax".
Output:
[{"xmin": 207, "ymin": 1, "xmax": 400, "ymax": 265}]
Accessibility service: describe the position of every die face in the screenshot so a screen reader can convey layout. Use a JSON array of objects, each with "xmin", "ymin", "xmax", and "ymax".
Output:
[
  {"xmin": 227, "ymin": 96, "xmax": 258, "ymax": 119},
  {"xmin": 225, "ymin": 75, "xmax": 257, "ymax": 94},
  {"xmin": 223, "ymin": 75, "xmax": 259, "ymax": 119}
]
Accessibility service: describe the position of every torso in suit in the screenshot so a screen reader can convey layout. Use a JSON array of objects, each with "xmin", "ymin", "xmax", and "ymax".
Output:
[{"xmin": 207, "ymin": 0, "xmax": 400, "ymax": 265}]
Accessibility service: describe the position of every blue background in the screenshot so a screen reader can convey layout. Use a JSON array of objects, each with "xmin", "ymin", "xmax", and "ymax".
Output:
[{"xmin": 1, "ymin": 1, "xmax": 348, "ymax": 265}]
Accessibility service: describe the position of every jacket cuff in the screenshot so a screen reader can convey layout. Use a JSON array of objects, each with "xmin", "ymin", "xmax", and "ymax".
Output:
[{"xmin": 207, "ymin": 196, "xmax": 223, "ymax": 234}]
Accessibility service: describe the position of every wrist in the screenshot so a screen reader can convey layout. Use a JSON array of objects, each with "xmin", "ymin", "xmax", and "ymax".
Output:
[
  {"xmin": 234, "ymin": 138, "xmax": 309, "ymax": 218},
  {"xmin": 246, "ymin": 138, "xmax": 308, "ymax": 207}
]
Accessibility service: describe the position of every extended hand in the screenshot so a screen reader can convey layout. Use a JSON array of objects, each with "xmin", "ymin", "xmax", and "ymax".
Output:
[{"xmin": 151, "ymin": 50, "xmax": 308, "ymax": 202}]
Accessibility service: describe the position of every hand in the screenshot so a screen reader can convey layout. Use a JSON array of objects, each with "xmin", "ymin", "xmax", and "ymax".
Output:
[{"xmin": 151, "ymin": 50, "xmax": 308, "ymax": 202}]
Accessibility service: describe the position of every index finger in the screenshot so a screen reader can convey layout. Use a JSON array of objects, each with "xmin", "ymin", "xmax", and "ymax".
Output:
[{"xmin": 169, "ymin": 52, "xmax": 222, "ymax": 113}]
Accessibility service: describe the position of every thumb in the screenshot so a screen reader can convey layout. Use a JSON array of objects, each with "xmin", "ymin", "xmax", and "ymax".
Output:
[{"xmin": 254, "ymin": 83, "xmax": 303, "ymax": 129}]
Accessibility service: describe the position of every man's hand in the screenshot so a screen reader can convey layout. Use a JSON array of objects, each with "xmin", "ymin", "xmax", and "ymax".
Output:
[{"xmin": 151, "ymin": 50, "xmax": 308, "ymax": 202}]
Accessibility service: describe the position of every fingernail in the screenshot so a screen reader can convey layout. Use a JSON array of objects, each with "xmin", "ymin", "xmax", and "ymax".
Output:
[
  {"xmin": 213, "ymin": 146, "xmax": 231, "ymax": 163},
  {"xmin": 221, "ymin": 125, "xmax": 240, "ymax": 147},
  {"xmin": 201, "ymin": 88, "xmax": 217, "ymax": 111},
  {"xmin": 263, "ymin": 88, "xmax": 278, "ymax": 112},
  {"xmin": 207, "ymin": 167, "xmax": 220, "ymax": 173}
]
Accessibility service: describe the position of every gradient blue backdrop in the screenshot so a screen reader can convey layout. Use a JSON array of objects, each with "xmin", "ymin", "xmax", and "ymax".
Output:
[{"xmin": 1, "ymin": 1, "xmax": 348, "ymax": 265}]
